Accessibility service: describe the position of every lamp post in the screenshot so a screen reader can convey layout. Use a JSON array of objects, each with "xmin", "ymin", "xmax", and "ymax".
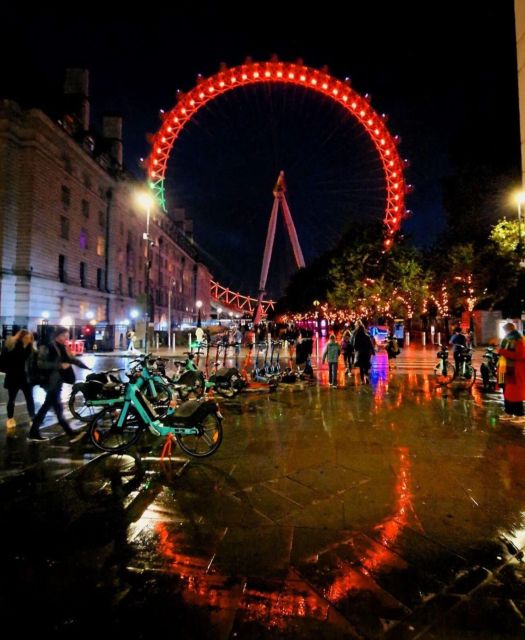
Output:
[
  {"xmin": 217, "ymin": 306, "xmax": 222, "ymax": 325},
  {"xmin": 516, "ymin": 191, "xmax": 525, "ymax": 263},
  {"xmin": 136, "ymin": 191, "xmax": 155, "ymax": 353},
  {"xmin": 168, "ymin": 280, "xmax": 176, "ymax": 350},
  {"xmin": 196, "ymin": 299, "xmax": 203, "ymax": 327}
]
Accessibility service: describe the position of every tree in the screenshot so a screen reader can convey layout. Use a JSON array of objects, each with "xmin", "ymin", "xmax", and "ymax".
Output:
[{"xmin": 490, "ymin": 218, "xmax": 521, "ymax": 254}]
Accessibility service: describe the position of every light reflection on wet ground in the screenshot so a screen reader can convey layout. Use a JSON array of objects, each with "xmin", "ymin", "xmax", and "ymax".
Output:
[{"xmin": 1, "ymin": 347, "xmax": 525, "ymax": 637}]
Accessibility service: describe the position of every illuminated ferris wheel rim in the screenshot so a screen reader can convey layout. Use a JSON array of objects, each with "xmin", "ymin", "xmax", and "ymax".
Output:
[{"xmin": 146, "ymin": 59, "xmax": 409, "ymax": 249}]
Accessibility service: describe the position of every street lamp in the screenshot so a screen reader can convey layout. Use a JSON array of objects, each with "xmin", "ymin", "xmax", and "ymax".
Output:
[
  {"xmin": 196, "ymin": 299, "xmax": 203, "ymax": 327},
  {"xmin": 136, "ymin": 190, "xmax": 155, "ymax": 352},
  {"xmin": 515, "ymin": 190, "xmax": 525, "ymax": 261},
  {"xmin": 217, "ymin": 306, "xmax": 222, "ymax": 325},
  {"xmin": 168, "ymin": 280, "xmax": 176, "ymax": 350}
]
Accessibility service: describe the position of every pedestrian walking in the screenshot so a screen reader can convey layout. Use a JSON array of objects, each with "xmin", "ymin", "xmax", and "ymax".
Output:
[
  {"xmin": 353, "ymin": 322, "xmax": 375, "ymax": 384},
  {"xmin": 341, "ymin": 330, "xmax": 354, "ymax": 374},
  {"xmin": 0, "ymin": 330, "xmax": 36, "ymax": 429},
  {"xmin": 322, "ymin": 334, "xmax": 341, "ymax": 387},
  {"xmin": 126, "ymin": 330, "xmax": 137, "ymax": 352},
  {"xmin": 498, "ymin": 322, "xmax": 525, "ymax": 424},
  {"xmin": 28, "ymin": 326, "xmax": 90, "ymax": 442}
]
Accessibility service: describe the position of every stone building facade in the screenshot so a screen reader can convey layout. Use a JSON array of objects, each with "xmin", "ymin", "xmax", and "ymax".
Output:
[{"xmin": 0, "ymin": 70, "xmax": 211, "ymax": 340}]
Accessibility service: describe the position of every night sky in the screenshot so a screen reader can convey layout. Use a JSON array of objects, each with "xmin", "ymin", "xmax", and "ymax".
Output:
[{"xmin": 1, "ymin": 3, "xmax": 520, "ymax": 298}]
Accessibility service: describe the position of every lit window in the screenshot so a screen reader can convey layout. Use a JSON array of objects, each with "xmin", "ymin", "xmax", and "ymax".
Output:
[{"xmin": 96, "ymin": 236, "xmax": 105, "ymax": 256}]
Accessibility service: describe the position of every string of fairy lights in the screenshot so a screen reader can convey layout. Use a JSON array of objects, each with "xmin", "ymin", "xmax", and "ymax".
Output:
[{"xmin": 281, "ymin": 273, "xmax": 477, "ymax": 325}]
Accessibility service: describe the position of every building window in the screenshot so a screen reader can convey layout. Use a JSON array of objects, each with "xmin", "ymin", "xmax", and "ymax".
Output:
[
  {"xmin": 60, "ymin": 216, "xmax": 69, "ymax": 240},
  {"xmin": 80, "ymin": 262, "xmax": 87, "ymax": 288},
  {"xmin": 96, "ymin": 236, "xmax": 105, "ymax": 256},
  {"xmin": 96, "ymin": 268, "xmax": 103, "ymax": 290},
  {"xmin": 83, "ymin": 173, "xmax": 92, "ymax": 189},
  {"xmin": 79, "ymin": 228, "xmax": 88, "ymax": 250},
  {"xmin": 81, "ymin": 199, "xmax": 90, "ymax": 218},
  {"xmin": 63, "ymin": 155, "xmax": 73, "ymax": 174},
  {"xmin": 98, "ymin": 210, "xmax": 105, "ymax": 227},
  {"xmin": 128, "ymin": 277, "xmax": 133, "ymax": 298},
  {"xmin": 59, "ymin": 254, "xmax": 66, "ymax": 283},
  {"xmin": 118, "ymin": 273, "xmax": 123, "ymax": 295},
  {"xmin": 61, "ymin": 186, "xmax": 71, "ymax": 209}
]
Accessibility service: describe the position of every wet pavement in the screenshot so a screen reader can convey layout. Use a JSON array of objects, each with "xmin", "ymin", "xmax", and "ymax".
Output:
[{"xmin": 1, "ymin": 346, "xmax": 525, "ymax": 638}]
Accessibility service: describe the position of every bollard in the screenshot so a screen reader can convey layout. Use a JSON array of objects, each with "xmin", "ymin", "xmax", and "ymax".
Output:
[
  {"xmin": 437, "ymin": 332, "xmax": 441, "ymax": 345},
  {"xmin": 405, "ymin": 332, "xmax": 410, "ymax": 346},
  {"xmin": 188, "ymin": 332, "xmax": 192, "ymax": 352},
  {"xmin": 156, "ymin": 334, "xmax": 160, "ymax": 349},
  {"xmin": 421, "ymin": 332, "xmax": 426, "ymax": 346},
  {"xmin": 172, "ymin": 332, "xmax": 176, "ymax": 352}
]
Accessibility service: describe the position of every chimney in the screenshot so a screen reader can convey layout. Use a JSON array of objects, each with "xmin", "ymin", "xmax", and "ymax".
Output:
[
  {"xmin": 63, "ymin": 68, "xmax": 90, "ymax": 131},
  {"xmin": 102, "ymin": 114, "xmax": 123, "ymax": 167}
]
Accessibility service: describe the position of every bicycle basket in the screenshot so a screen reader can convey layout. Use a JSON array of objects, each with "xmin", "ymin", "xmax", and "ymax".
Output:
[{"xmin": 82, "ymin": 380, "xmax": 105, "ymax": 400}]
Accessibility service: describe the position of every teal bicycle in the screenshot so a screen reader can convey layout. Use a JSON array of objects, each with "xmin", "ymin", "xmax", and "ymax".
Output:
[
  {"xmin": 87, "ymin": 355, "xmax": 223, "ymax": 457},
  {"xmin": 69, "ymin": 359, "xmax": 173, "ymax": 422}
]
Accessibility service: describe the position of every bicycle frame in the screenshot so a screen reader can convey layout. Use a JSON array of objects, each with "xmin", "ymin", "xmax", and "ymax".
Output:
[{"xmin": 115, "ymin": 377, "xmax": 200, "ymax": 438}]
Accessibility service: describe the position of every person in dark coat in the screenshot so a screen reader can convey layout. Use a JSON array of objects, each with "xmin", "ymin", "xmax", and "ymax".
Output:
[
  {"xmin": 1, "ymin": 330, "xmax": 36, "ymax": 429},
  {"xmin": 353, "ymin": 322, "xmax": 375, "ymax": 384},
  {"xmin": 341, "ymin": 330, "xmax": 354, "ymax": 374},
  {"xmin": 28, "ymin": 326, "xmax": 90, "ymax": 442}
]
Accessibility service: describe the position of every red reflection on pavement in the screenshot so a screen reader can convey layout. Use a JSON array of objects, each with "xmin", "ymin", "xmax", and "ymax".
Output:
[{"xmin": 154, "ymin": 447, "xmax": 412, "ymax": 627}]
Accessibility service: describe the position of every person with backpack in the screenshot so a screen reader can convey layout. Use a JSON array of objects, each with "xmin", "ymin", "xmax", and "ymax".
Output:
[
  {"xmin": 0, "ymin": 330, "xmax": 36, "ymax": 430},
  {"xmin": 28, "ymin": 326, "xmax": 90, "ymax": 443}
]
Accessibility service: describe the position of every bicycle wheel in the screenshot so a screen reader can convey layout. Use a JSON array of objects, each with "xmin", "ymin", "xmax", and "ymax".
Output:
[
  {"xmin": 175, "ymin": 412, "xmax": 223, "ymax": 458},
  {"xmin": 457, "ymin": 367, "xmax": 477, "ymax": 389},
  {"xmin": 434, "ymin": 361, "xmax": 455, "ymax": 385},
  {"xmin": 69, "ymin": 388, "xmax": 103, "ymax": 423},
  {"xmin": 88, "ymin": 405, "xmax": 144, "ymax": 453},
  {"xmin": 145, "ymin": 380, "xmax": 172, "ymax": 418}
]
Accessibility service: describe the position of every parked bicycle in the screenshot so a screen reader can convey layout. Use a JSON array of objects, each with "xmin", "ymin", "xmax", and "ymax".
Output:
[
  {"xmin": 454, "ymin": 344, "xmax": 476, "ymax": 388},
  {"xmin": 434, "ymin": 344, "xmax": 455, "ymax": 385},
  {"xmin": 87, "ymin": 354, "xmax": 223, "ymax": 457},
  {"xmin": 69, "ymin": 359, "xmax": 173, "ymax": 422}
]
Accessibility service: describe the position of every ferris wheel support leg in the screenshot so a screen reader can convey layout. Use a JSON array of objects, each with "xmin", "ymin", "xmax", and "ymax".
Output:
[
  {"xmin": 281, "ymin": 194, "xmax": 306, "ymax": 268},
  {"xmin": 258, "ymin": 197, "xmax": 279, "ymax": 293}
]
